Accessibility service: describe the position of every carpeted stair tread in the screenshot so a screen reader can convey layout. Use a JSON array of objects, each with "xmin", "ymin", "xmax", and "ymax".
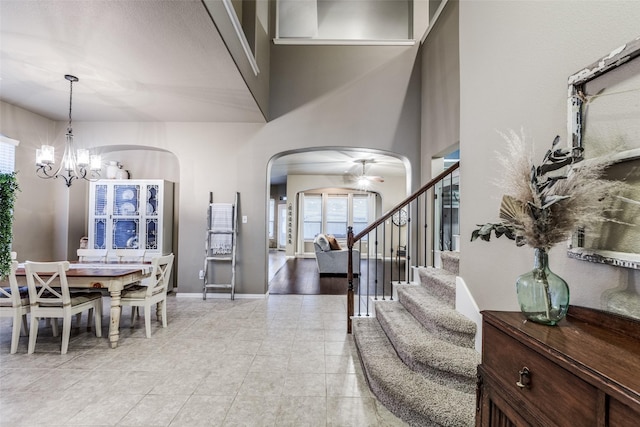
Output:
[
  {"xmin": 375, "ymin": 301, "xmax": 480, "ymax": 394},
  {"xmin": 398, "ymin": 284, "xmax": 476, "ymax": 348},
  {"xmin": 353, "ymin": 318, "xmax": 475, "ymax": 427},
  {"xmin": 417, "ymin": 267, "xmax": 456, "ymax": 306},
  {"xmin": 440, "ymin": 251, "xmax": 460, "ymax": 275}
]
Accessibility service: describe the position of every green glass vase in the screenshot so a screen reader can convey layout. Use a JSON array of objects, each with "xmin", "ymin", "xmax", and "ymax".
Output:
[{"xmin": 516, "ymin": 248, "xmax": 570, "ymax": 325}]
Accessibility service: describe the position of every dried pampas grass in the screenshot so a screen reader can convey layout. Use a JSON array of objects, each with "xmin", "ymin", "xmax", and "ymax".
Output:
[{"xmin": 472, "ymin": 130, "xmax": 627, "ymax": 250}]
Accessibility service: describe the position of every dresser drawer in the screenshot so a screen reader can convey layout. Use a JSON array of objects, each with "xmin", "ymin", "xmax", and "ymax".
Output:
[
  {"xmin": 482, "ymin": 323, "xmax": 598, "ymax": 426},
  {"xmin": 609, "ymin": 397, "xmax": 640, "ymax": 427}
]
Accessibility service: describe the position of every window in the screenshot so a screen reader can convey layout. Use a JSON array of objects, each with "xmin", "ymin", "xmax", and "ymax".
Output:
[
  {"xmin": 301, "ymin": 192, "xmax": 374, "ymax": 241},
  {"xmin": 352, "ymin": 194, "xmax": 369, "ymax": 236},
  {"xmin": 303, "ymin": 194, "xmax": 322, "ymax": 240},
  {"xmin": 0, "ymin": 135, "xmax": 18, "ymax": 173},
  {"xmin": 268, "ymin": 199, "xmax": 275, "ymax": 239},
  {"xmin": 326, "ymin": 195, "xmax": 348, "ymax": 238}
]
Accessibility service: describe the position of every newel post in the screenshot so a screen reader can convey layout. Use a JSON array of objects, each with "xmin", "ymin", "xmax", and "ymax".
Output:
[{"xmin": 347, "ymin": 226, "xmax": 354, "ymax": 333}]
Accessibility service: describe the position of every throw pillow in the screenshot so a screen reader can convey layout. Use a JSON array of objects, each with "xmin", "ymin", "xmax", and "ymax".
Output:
[
  {"xmin": 327, "ymin": 235, "xmax": 341, "ymax": 250},
  {"xmin": 315, "ymin": 234, "xmax": 330, "ymax": 251}
]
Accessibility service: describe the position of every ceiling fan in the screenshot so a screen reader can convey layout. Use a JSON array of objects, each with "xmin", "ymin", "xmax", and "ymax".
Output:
[{"xmin": 346, "ymin": 159, "xmax": 385, "ymax": 186}]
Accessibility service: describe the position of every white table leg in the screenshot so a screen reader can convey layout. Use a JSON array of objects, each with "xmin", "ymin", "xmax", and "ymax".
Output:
[{"xmin": 109, "ymin": 289, "xmax": 122, "ymax": 349}]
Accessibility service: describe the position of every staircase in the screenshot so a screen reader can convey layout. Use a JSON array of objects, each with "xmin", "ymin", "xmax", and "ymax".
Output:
[{"xmin": 352, "ymin": 251, "xmax": 479, "ymax": 426}]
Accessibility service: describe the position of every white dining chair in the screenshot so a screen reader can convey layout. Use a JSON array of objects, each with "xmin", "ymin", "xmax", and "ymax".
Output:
[
  {"xmin": 24, "ymin": 261, "xmax": 103, "ymax": 354},
  {"xmin": 0, "ymin": 259, "xmax": 30, "ymax": 354},
  {"xmin": 77, "ymin": 248, "xmax": 108, "ymax": 263},
  {"xmin": 112, "ymin": 249, "xmax": 146, "ymax": 263},
  {"xmin": 120, "ymin": 254, "xmax": 174, "ymax": 338}
]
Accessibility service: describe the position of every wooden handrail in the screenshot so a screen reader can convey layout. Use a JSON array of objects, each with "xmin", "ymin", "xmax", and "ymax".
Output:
[
  {"xmin": 351, "ymin": 162, "xmax": 459, "ymax": 243},
  {"xmin": 346, "ymin": 161, "xmax": 459, "ymax": 333}
]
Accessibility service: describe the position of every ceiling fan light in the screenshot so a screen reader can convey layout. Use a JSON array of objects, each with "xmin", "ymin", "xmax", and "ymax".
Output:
[{"xmin": 357, "ymin": 176, "xmax": 370, "ymax": 188}]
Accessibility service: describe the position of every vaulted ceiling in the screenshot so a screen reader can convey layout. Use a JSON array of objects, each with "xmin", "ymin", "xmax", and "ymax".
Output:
[
  {"xmin": 0, "ymin": 0, "xmax": 415, "ymax": 182},
  {"xmin": 0, "ymin": 0, "xmax": 264, "ymax": 123}
]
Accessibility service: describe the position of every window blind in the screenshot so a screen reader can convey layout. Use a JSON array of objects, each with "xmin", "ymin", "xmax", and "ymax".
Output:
[{"xmin": 0, "ymin": 135, "xmax": 19, "ymax": 173}]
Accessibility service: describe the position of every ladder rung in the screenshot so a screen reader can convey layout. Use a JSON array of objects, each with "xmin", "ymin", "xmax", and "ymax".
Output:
[
  {"xmin": 206, "ymin": 256, "xmax": 232, "ymax": 261},
  {"xmin": 204, "ymin": 283, "xmax": 232, "ymax": 289},
  {"xmin": 208, "ymin": 230, "xmax": 233, "ymax": 234}
]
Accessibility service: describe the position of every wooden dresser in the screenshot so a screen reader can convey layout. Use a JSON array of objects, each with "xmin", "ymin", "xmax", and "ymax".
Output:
[{"xmin": 476, "ymin": 306, "xmax": 640, "ymax": 426}]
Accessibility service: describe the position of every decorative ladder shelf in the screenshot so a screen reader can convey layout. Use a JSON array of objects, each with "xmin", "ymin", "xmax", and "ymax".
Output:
[{"xmin": 203, "ymin": 192, "xmax": 238, "ymax": 300}]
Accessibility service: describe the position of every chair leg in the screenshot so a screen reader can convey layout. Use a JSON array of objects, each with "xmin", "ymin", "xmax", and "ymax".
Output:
[
  {"xmin": 130, "ymin": 306, "xmax": 136, "ymax": 327},
  {"xmin": 28, "ymin": 316, "xmax": 39, "ymax": 354},
  {"xmin": 144, "ymin": 304, "xmax": 152, "ymax": 338},
  {"xmin": 86, "ymin": 308, "xmax": 94, "ymax": 331},
  {"xmin": 21, "ymin": 314, "xmax": 28, "ymax": 336},
  {"xmin": 161, "ymin": 300, "xmax": 167, "ymax": 329},
  {"xmin": 94, "ymin": 302, "xmax": 102, "ymax": 338},
  {"xmin": 11, "ymin": 315, "xmax": 22, "ymax": 354},
  {"xmin": 61, "ymin": 313, "xmax": 72, "ymax": 355},
  {"xmin": 51, "ymin": 318, "xmax": 59, "ymax": 337}
]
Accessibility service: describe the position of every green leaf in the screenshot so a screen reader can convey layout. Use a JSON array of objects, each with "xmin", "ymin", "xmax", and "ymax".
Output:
[{"xmin": 0, "ymin": 172, "xmax": 20, "ymax": 279}]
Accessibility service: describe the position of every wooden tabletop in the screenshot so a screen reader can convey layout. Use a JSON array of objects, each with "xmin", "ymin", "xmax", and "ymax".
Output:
[{"xmin": 15, "ymin": 262, "xmax": 150, "ymax": 277}]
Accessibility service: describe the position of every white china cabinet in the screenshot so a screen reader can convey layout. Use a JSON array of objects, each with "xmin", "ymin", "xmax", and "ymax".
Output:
[{"xmin": 88, "ymin": 180, "xmax": 174, "ymax": 260}]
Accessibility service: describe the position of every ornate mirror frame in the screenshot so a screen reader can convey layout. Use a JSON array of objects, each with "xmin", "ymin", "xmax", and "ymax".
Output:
[{"xmin": 567, "ymin": 36, "xmax": 640, "ymax": 269}]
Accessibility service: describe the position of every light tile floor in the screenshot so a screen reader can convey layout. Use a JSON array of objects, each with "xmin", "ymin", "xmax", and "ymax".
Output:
[{"xmin": 0, "ymin": 294, "xmax": 407, "ymax": 426}]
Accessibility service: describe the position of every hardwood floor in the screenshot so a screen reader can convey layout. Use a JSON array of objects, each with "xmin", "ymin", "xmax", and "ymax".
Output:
[
  {"xmin": 268, "ymin": 254, "xmax": 408, "ymax": 296},
  {"xmin": 269, "ymin": 257, "xmax": 350, "ymax": 295}
]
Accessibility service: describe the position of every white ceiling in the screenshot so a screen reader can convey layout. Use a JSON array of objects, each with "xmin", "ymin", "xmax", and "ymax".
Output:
[
  {"xmin": 0, "ymin": 0, "xmax": 408, "ymax": 183},
  {"xmin": 269, "ymin": 149, "xmax": 407, "ymax": 185},
  {"xmin": 0, "ymin": 0, "xmax": 264, "ymax": 123}
]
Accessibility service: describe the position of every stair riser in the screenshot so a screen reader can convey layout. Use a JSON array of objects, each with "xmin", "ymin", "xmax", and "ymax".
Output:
[
  {"xmin": 376, "ymin": 310, "xmax": 477, "ymax": 394},
  {"xmin": 399, "ymin": 292, "xmax": 475, "ymax": 349},
  {"xmin": 418, "ymin": 270, "xmax": 456, "ymax": 307},
  {"xmin": 353, "ymin": 319, "xmax": 474, "ymax": 427},
  {"xmin": 440, "ymin": 251, "xmax": 460, "ymax": 275}
]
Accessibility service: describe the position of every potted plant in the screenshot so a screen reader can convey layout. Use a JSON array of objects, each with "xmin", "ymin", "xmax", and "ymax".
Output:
[
  {"xmin": 472, "ymin": 131, "xmax": 626, "ymax": 325},
  {"xmin": 0, "ymin": 172, "xmax": 19, "ymax": 279}
]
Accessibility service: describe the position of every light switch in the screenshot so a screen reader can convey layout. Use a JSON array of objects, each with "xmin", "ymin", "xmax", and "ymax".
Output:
[{"xmin": 242, "ymin": 215, "xmax": 248, "ymax": 223}]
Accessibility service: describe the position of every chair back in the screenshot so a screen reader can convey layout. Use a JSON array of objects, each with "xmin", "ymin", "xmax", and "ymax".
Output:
[
  {"xmin": 145, "ymin": 254, "xmax": 174, "ymax": 296},
  {"xmin": 113, "ymin": 249, "xmax": 146, "ymax": 263},
  {"xmin": 24, "ymin": 261, "xmax": 72, "ymax": 308},
  {"xmin": 0, "ymin": 261, "xmax": 26, "ymax": 308},
  {"xmin": 77, "ymin": 248, "xmax": 108, "ymax": 263}
]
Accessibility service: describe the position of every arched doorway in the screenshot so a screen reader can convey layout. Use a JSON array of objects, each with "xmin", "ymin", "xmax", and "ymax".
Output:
[{"xmin": 266, "ymin": 147, "xmax": 411, "ymax": 293}]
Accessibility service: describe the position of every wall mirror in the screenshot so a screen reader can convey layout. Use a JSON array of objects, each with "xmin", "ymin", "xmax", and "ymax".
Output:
[{"xmin": 567, "ymin": 36, "xmax": 640, "ymax": 271}]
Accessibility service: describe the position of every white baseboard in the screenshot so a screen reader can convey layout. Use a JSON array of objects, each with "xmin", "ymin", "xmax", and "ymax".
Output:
[
  {"xmin": 455, "ymin": 276, "xmax": 482, "ymax": 352},
  {"xmin": 176, "ymin": 292, "xmax": 267, "ymax": 299}
]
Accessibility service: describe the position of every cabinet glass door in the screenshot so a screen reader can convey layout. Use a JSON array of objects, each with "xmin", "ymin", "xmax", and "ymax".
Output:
[
  {"xmin": 112, "ymin": 184, "xmax": 141, "ymax": 249},
  {"xmin": 92, "ymin": 184, "xmax": 108, "ymax": 249},
  {"xmin": 112, "ymin": 219, "xmax": 140, "ymax": 249}
]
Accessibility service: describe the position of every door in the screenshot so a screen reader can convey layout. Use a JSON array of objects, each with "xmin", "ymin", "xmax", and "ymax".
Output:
[
  {"xmin": 433, "ymin": 170, "xmax": 459, "ymax": 266},
  {"xmin": 277, "ymin": 203, "xmax": 287, "ymax": 249}
]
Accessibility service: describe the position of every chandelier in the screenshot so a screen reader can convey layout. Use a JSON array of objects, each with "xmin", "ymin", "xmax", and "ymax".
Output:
[{"xmin": 36, "ymin": 74, "xmax": 101, "ymax": 187}]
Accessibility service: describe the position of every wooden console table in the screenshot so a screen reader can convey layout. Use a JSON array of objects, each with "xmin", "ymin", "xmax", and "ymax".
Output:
[{"xmin": 476, "ymin": 306, "xmax": 640, "ymax": 426}]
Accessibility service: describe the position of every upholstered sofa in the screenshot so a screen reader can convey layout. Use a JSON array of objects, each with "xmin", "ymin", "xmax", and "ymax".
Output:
[{"xmin": 313, "ymin": 234, "xmax": 360, "ymax": 275}]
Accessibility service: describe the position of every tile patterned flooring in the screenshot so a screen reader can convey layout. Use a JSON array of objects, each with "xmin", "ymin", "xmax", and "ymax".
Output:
[{"xmin": 0, "ymin": 294, "xmax": 407, "ymax": 426}]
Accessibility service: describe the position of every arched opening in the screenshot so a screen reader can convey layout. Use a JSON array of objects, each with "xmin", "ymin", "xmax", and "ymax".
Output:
[
  {"xmin": 69, "ymin": 145, "xmax": 181, "ymax": 287},
  {"xmin": 266, "ymin": 147, "xmax": 411, "ymax": 294}
]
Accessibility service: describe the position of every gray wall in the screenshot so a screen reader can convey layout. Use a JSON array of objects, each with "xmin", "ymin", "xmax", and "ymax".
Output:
[
  {"xmin": 420, "ymin": 0, "xmax": 459, "ymax": 266},
  {"xmin": 456, "ymin": 0, "xmax": 640, "ymax": 312},
  {"xmin": 3, "ymin": 42, "xmax": 422, "ymax": 296}
]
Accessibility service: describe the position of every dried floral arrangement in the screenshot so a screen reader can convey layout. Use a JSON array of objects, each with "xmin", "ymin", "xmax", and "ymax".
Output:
[{"xmin": 471, "ymin": 130, "xmax": 625, "ymax": 250}]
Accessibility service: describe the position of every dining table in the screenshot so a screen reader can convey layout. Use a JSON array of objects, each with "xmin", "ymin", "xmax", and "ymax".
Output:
[{"xmin": 16, "ymin": 262, "xmax": 151, "ymax": 349}]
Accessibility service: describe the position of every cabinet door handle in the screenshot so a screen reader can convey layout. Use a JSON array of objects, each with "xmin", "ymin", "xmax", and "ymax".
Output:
[{"xmin": 516, "ymin": 367, "xmax": 531, "ymax": 389}]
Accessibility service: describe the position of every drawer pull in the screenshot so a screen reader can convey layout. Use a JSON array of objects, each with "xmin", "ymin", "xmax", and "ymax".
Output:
[{"xmin": 516, "ymin": 367, "xmax": 531, "ymax": 389}]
